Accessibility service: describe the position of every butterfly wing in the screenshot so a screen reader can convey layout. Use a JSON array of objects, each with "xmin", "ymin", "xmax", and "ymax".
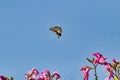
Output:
[{"xmin": 50, "ymin": 26, "xmax": 62, "ymax": 38}]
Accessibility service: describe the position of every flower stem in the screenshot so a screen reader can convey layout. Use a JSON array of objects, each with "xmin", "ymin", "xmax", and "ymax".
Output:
[{"xmin": 93, "ymin": 64, "xmax": 98, "ymax": 80}]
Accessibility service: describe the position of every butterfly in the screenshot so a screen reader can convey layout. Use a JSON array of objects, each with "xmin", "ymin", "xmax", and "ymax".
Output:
[{"xmin": 49, "ymin": 26, "xmax": 62, "ymax": 38}]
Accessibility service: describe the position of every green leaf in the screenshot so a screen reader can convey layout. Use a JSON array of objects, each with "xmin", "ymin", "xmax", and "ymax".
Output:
[{"xmin": 86, "ymin": 58, "xmax": 94, "ymax": 63}]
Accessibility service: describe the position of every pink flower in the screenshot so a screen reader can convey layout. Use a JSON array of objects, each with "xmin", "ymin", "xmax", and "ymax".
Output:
[
  {"xmin": 0, "ymin": 75, "xmax": 7, "ymax": 80},
  {"xmin": 105, "ymin": 63, "xmax": 114, "ymax": 80},
  {"xmin": 92, "ymin": 52, "xmax": 107, "ymax": 65},
  {"xmin": 41, "ymin": 70, "xmax": 50, "ymax": 75},
  {"xmin": 112, "ymin": 58, "xmax": 119, "ymax": 64},
  {"xmin": 25, "ymin": 68, "xmax": 39, "ymax": 80},
  {"xmin": 105, "ymin": 77, "xmax": 109, "ymax": 80},
  {"xmin": 41, "ymin": 70, "xmax": 51, "ymax": 80},
  {"xmin": 37, "ymin": 75, "xmax": 44, "ymax": 80},
  {"xmin": 52, "ymin": 71, "xmax": 60, "ymax": 80},
  {"xmin": 25, "ymin": 68, "xmax": 60, "ymax": 80},
  {"xmin": 80, "ymin": 66, "xmax": 92, "ymax": 80}
]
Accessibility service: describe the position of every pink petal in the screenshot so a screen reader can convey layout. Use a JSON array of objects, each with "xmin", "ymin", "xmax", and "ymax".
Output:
[{"xmin": 0, "ymin": 76, "xmax": 7, "ymax": 80}]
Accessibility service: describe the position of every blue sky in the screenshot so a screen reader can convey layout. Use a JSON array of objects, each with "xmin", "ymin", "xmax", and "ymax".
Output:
[{"xmin": 0, "ymin": 0, "xmax": 120, "ymax": 80}]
